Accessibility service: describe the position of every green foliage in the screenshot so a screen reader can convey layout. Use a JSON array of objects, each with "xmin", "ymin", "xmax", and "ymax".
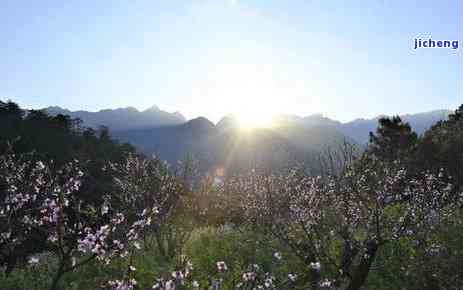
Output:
[
  {"xmin": 414, "ymin": 105, "xmax": 463, "ymax": 188},
  {"xmin": 368, "ymin": 116, "xmax": 417, "ymax": 163},
  {"xmin": 184, "ymin": 226, "xmax": 306, "ymax": 289}
]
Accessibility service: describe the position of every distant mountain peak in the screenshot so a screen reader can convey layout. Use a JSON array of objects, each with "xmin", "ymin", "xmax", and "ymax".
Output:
[
  {"xmin": 99, "ymin": 106, "xmax": 139, "ymax": 113},
  {"xmin": 45, "ymin": 105, "xmax": 65, "ymax": 110},
  {"xmin": 144, "ymin": 105, "xmax": 161, "ymax": 112},
  {"xmin": 121, "ymin": 106, "xmax": 138, "ymax": 112},
  {"xmin": 188, "ymin": 117, "xmax": 215, "ymax": 127},
  {"xmin": 43, "ymin": 105, "xmax": 186, "ymax": 131},
  {"xmin": 306, "ymin": 113, "xmax": 324, "ymax": 118},
  {"xmin": 302, "ymin": 113, "xmax": 341, "ymax": 127},
  {"xmin": 339, "ymin": 109, "xmax": 452, "ymax": 144},
  {"xmin": 216, "ymin": 114, "xmax": 240, "ymax": 130}
]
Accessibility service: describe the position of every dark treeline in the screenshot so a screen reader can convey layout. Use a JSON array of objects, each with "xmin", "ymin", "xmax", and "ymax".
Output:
[
  {"xmin": 0, "ymin": 100, "xmax": 136, "ymax": 163},
  {"xmin": 367, "ymin": 104, "xmax": 463, "ymax": 190}
]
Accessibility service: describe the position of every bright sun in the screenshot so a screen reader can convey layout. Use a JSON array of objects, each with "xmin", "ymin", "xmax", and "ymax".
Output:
[{"xmin": 236, "ymin": 111, "xmax": 275, "ymax": 129}]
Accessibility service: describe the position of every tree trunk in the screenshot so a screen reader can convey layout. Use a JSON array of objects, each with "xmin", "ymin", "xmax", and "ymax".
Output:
[
  {"xmin": 422, "ymin": 254, "xmax": 440, "ymax": 290},
  {"xmin": 154, "ymin": 229, "xmax": 166, "ymax": 258},
  {"xmin": 50, "ymin": 260, "xmax": 65, "ymax": 290},
  {"xmin": 309, "ymin": 268, "xmax": 321, "ymax": 290},
  {"xmin": 345, "ymin": 241, "xmax": 379, "ymax": 290}
]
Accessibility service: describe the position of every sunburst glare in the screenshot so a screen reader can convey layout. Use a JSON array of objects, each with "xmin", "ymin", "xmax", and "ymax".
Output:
[{"xmin": 236, "ymin": 111, "xmax": 275, "ymax": 129}]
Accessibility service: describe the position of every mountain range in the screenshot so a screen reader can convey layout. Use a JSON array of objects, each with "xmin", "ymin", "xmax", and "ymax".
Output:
[
  {"xmin": 45, "ymin": 105, "xmax": 185, "ymax": 131},
  {"xmin": 44, "ymin": 106, "xmax": 452, "ymax": 173}
]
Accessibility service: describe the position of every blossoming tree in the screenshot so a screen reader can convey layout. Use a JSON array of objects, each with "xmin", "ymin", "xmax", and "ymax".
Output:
[
  {"xmin": 0, "ymin": 153, "xmax": 180, "ymax": 290},
  {"xmin": 231, "ymin": 158, "xmax": 461, "ymax": 290}
]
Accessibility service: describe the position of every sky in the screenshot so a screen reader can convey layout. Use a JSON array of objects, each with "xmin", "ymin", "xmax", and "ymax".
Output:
[{"xmin": 1, "ymin": 0, "xmax": 462, "ymax": 123}]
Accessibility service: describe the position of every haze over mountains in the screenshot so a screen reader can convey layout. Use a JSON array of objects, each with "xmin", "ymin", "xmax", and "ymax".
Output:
[
  {"xmin": 45, "ymin": 105, "xmax": 186, "ymax": 131},
  {"xmin": 44, "ymin": 105, "xmax": 452, "ymax": 172},
  {"xmin": 44, "ymin": 105, "xmax": 451, "ymax": 142}
]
